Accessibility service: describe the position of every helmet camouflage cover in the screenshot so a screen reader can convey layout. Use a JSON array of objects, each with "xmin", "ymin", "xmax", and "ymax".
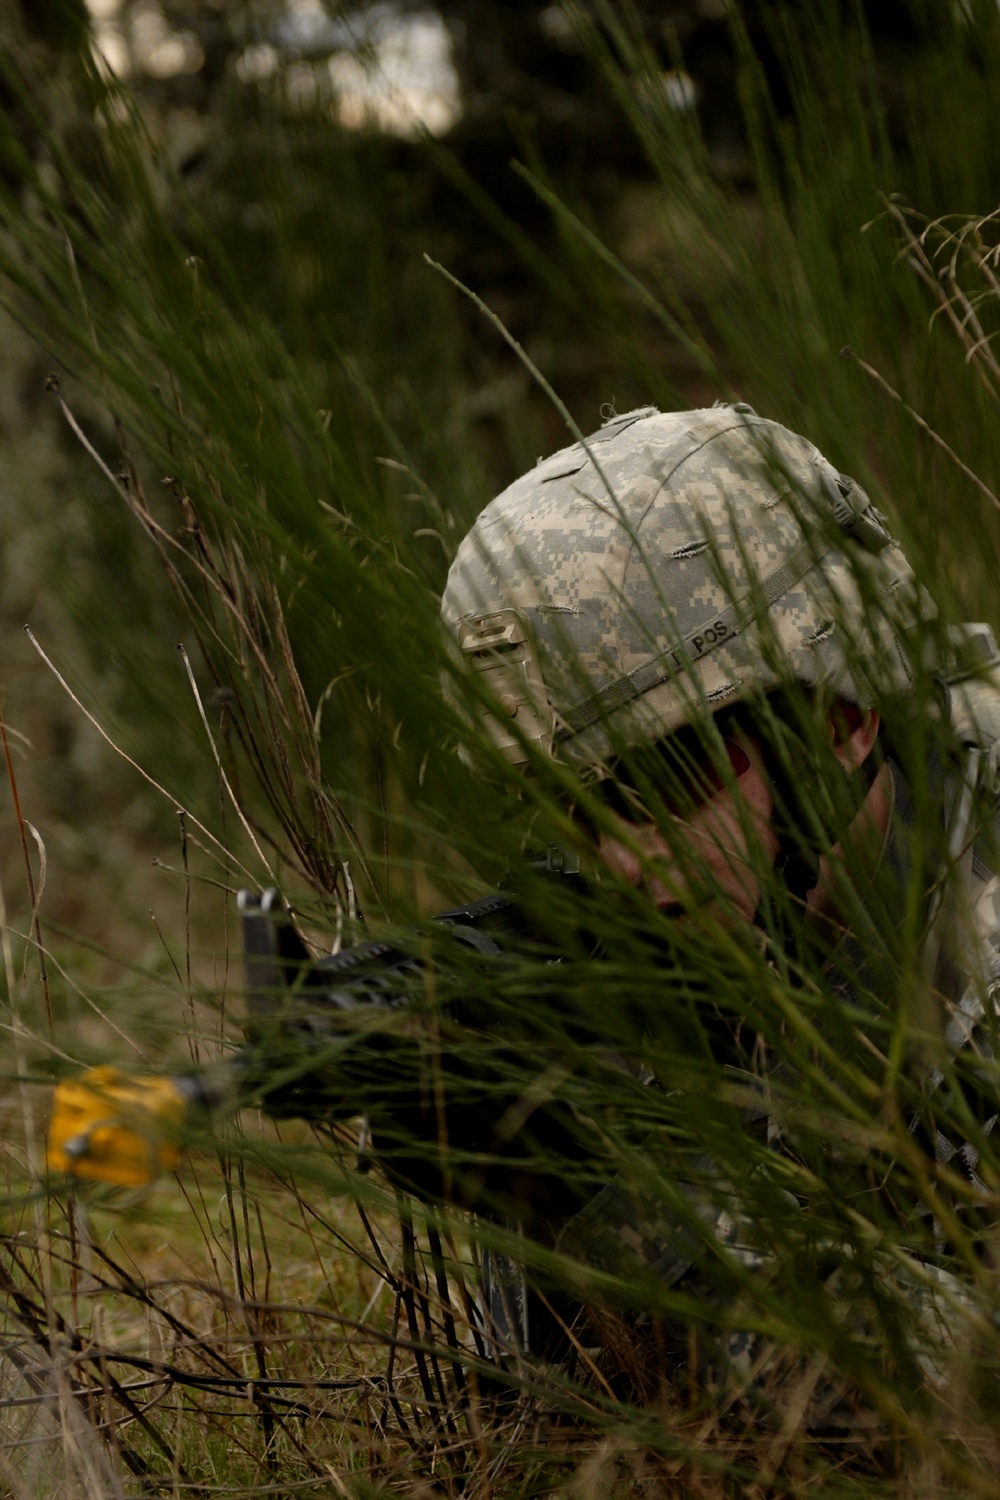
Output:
[{"xmin": 441, "ymin": 404, "xmax": 930, "ymax": 776}]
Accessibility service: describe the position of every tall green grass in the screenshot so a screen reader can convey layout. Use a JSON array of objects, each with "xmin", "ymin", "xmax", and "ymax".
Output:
[{"xmin": 2, "ymin": 2, "xmax": 1000, "ymax": 1494}]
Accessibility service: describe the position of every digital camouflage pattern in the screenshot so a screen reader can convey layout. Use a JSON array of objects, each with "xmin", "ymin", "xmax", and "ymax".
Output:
[
  {"xmin": 541, "ymin": 745, "xmax": 1000, "ymax": 1418},
  {"xmin": 480, "ymin": 1138, "xmax": 992, "ymax": 1428},
  {"xmin": 550, "ymin": 1129, "xmax": 994, "ymax": 1413},
  {"xmin": 442, "ymin": 404, "xmax": 930, "ymax": 774},
  {"xmin": 446, "ymin": 405, "xmax": 1000, "ymax": 1423}
]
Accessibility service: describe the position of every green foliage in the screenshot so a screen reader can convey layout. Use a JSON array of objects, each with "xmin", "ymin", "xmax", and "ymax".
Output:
[{"xmin": 3, "ymin": 2, "xmax": 1000, "ymax": 1495}]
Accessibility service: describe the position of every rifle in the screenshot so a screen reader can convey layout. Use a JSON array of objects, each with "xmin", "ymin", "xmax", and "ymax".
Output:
[{"xmin": 48, "ymin": 865, "xmax": 582, "ymax": 1200}]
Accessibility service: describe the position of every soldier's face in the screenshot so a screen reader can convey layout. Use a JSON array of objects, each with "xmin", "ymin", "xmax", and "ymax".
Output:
[
  {"xmin": 596, "ymin": 732, "xmax": 781, "ymax": 926},
  {"xmin": 594, "ymin": 701, "xmax": 881, "ymax": 927}
]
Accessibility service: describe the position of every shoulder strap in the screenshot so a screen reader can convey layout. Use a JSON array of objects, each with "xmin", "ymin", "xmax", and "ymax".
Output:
[{"xmin": 941, "ymin": 640, "xmax": 1000, "ymax": 889}]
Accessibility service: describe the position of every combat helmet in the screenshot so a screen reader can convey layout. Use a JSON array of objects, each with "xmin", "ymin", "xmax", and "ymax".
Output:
[{"xmin": 441, "ymin": 403, "xmax": 931, "ymax": 779}]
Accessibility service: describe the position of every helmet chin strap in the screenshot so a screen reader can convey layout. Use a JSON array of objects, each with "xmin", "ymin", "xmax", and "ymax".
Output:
[{"xmin": 772, "ymin": 840, "xmax": 821, "ymax": 908}]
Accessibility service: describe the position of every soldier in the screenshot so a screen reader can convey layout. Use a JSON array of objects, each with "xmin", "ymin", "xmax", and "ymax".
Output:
[
  {"xmin": 439, "ymin": 402, "xmax": 1000, "ymax": 1420},
  {"xmin": 50, "ymin": 402, "xmax": 1000, "ymax": 1437}
]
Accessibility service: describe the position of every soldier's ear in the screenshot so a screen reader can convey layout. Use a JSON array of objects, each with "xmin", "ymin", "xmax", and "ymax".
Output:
[{"xmin": 827, "ymin": 699, "xmax": 880, "ymax": 773}]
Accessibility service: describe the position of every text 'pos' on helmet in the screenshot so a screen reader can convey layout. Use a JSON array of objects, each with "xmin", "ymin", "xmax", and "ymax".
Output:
[{"xmin": 441, "ymin": 404, "xmax": 932, "ymax": 775}]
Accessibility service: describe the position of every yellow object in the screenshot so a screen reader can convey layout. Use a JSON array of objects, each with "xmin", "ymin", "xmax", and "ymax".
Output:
[{"xmin": 48, "ymin": 1064, "xmax": 187, "ymax": 1187}]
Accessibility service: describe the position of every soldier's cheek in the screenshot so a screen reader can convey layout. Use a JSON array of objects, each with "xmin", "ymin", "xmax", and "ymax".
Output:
[
  {"xmin": 597, "ymin": 830, "xmax": 692, "ymax": 912},
  {"xmin": 687, "ymin": 776, "xmax": 780, "ymax": 869},
  {"xmin": 596, "ymin": 832, "xmax": 646, "ymax": 889}
]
